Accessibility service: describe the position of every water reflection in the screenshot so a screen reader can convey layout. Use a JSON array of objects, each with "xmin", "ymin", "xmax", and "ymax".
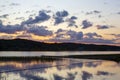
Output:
[{"xmin": 0, "ymin": 59, "xmax": 120, "ymax": 80}]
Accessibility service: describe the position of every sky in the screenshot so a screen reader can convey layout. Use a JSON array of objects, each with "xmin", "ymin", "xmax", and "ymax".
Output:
[{"xmin": 0, "ymin": 0, "xmax": 120, "ymax": 46}]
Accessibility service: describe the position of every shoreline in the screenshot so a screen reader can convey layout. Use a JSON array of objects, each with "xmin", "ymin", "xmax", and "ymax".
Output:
[{"xmin": 0, "ymin": 54, "xmax": 119, "ymax": 63}]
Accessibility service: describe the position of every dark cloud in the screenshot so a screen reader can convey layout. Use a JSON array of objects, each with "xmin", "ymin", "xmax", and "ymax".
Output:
[
  {"xmin": 0, "ymin": 24, "xmax": 23, "ymax": 34},
  {"xmin": 117, "ymin": 12, "xmax": 120, "ymax": 14},
  {"xmin": 81, "ymin": 20, "xmax": 93, "ymax": 29},
  {"xmin": 15, "ymin": 17, "xmax": 25, "ymax": 20},
  {"xmin": 0, "ymin": 14, "xmax": 9, "ymax": 18},
  {"xmin": 76, "ymin": 32, "xmax": 83, "ymax": 40},
  {"xmin": 25, "ymin": 11, "xmax": 30, "ymax": 13},
  {"xmin": 0, "ymin": 20, "xmax": 23, "ymax": 34},
  {"xmin": 0, "ymin": 19, "xmax": 53, "ymax": 36},
  {"xmin": 55, "ymin": 29, "xmax": 83, "ymax": 41},
  {"xmin": 56, "ymin": 10, "xmax": 69, "ymax": 17},
  {"xmin": 85, "ymin": 32, "xmax": 102, "ymax": 38},
  {"xmin": 96, "ymin": 25, "xmax": 113, "ymax": 29},
  {"xmin": 10, "ymin": 3, "xmax": 20, "ymax": 6},
  {"xmin": 22, "ymin": 10, "xmax": 50, "ymax": 25},
  {"xmin": 93, "ymin": 10, "xmax": 101, "ymax": 14},
  {"xmin": 0, "ymin": 20, "xmax": 2, "ymax": 26},
  {"xmin": 27, "ymin": 25, "xmax": 53, "ymax": 36},
  {"xmin": 1, "ymin": 5, "xmax": 6, "ymax": 7},
  {"xmin": 70, "ymin": 16, "xmax": 77, "ymax": 20},
  {"xmin": 80, "ymin": 38, "xmax": 115, "ymax": 45},
  {"xmin": 54, "ymin": 17, "xmax": 64, "ymax": 25},
  {"xmin": 110, "ymin": 34, "xmax": 120, "ymax": 38},
  {"xmin": 66, "ymin": 16, "xmax": 78, "ymax": 28},
  {"xmin": 54, "ymin": 10, "xmax": 69, "ymax": 25},
  {"xmin": 86, "ymin": 10, "xmax": 101, "ymax": 15}
]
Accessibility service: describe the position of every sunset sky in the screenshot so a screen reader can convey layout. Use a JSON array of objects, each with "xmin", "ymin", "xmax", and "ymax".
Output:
[{"xmin": 0, "ymin": 0, "xmax": 120, "ymax": 46}]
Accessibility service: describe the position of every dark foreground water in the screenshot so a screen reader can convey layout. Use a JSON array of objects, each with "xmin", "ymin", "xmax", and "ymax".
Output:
[{"xmin": 0, "ymin": 52, "xmax": 120, "ymax": 80}]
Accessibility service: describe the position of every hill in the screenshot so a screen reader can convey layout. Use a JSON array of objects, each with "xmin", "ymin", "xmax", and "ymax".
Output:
[{"xmin": 0, "ymin": 39, "xmax": 120, "ymax": 51}]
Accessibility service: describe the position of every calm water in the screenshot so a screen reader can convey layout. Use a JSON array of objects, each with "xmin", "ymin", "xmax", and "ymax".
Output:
[
  {"xmin": 0, "ymin": 51, "xmax": 120, "ymax": 56},
  {"xmin": 0, "ymin": 52, "xmax": 120, "ymax": 80}
]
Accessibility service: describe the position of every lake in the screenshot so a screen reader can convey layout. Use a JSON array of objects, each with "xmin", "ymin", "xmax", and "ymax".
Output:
[
  {"xmin": 0, "ymin": 51, "xmax": 120, "ymax": 56},
  {"xmin": 0, "ymin": 51, "xmax": 120, "ymax": 80}
]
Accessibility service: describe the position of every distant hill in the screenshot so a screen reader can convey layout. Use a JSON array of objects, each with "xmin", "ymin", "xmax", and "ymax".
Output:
[{"xmin": 0, "ymin": 39, "xmax": 120, "ymax": 51}]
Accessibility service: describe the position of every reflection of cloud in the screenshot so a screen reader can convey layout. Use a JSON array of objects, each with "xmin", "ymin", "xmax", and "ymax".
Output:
[
  {"xmin": 85, "ymin": 61, "xmax": 102, "ymax": 67},
  {"xmin": 82, "ymin": 71, "xmax": 93, "ymax": 80},
  {"xmin": 97, "ymin": 71, "xmax": 113, "ymax": 76},
  {"xmin": 0, "ymin": 59, "xmax": 120, "ymax": 80},
  {"xmin": 20, "ymin": 72, "xmax": 45, "ymax": 80}
]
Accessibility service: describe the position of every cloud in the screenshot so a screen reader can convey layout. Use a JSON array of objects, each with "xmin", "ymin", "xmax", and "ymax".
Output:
[
  {"xmin": 54, "ymin": 10, "xmax": 69, "ymax": 25},
  {"xmin": 16, "ymin": 32, "xmax": 32, "ymax": 39},
  {"xmin": 0, "ymin": 20, "xmax": 2, "ymax": 25},
  {"xmin": 85, "ymin": 32, "xmax": 102, "ymax": 39},
  {"xmin": 80, "ymin": 38, "xmax": 116, "ymax": 45},
  {"xmin": 86, "ymin": 10, "xmax": 101, "ymax": 15},
  {"xmin": 110, "ymin": 34, "xmax": 120, "ymax": 38},
  {"xmin": 0, "ymin": 21, "xmax": 23, "ymax": 34},
  {"xmin": 15, "ymin": 17, "xmax": 25, "ymax": 20},
  {"xmin": 0, "ymin": 35, "xmax": 14, "ymax": 39},
  {"xmin": 54, "ymin": 17, "xmax": 64, "ymax": 25},
  {"xmin": 0, "ymin": 14, "xmax": 9, "ymax": 18},
  {"xmin": 81, "ymin": 20, "xmax": 93, "ymax": 29},
  {"xmin": 56, "ymin": 10, "xmax": 69, "ymax": 17},
  {"xmin": 0, "ymin": 24, "xmax": 23, "ymax": 34},
  {"xmin": 117, "ymin": 12, "xmax": 120, "ymax": 14},
  {"xmin": 0, "ymin": 5, "xmax": 6, "ymax": 7},
  {"xmin": 9, "ymin": 3, "xmax": 20, "ymax": 6},
  {"xmin": 66, "ymin": 16, "xmax": 78, "ymax": 27},
  {"xmin": 70, "ymin": 16, "xmax": 77, "ymax": 20},
  {"xmin": 27, "ymin": 25, "xmax": 53, "ymax": 36},
  {"xmin": 76, "ymin": 32, "xmax": 83, "ymax": 40},
  {"xmin": 22, "ymin": 10, "xmax": 50, "ymax": 25},
  {"xmin": 53, "ymin": 29, "xmax": 83, "ymax": 41},
  {"xmin": 0, "ymin": 19, "xmax": 53, "ymax": 37},
  {"xmin": 96, "ymin": 25, "xmax": 113, "ymax": 29}
]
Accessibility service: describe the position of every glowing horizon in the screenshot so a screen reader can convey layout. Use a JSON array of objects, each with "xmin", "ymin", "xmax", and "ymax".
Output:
[{"xmin": 0, "ymin": 0, "xmax": 120, "ymax": 46}]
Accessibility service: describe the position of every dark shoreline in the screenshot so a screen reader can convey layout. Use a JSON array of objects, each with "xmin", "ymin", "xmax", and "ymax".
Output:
[
  {"xmin": 0, "ymin": 39, "xmax": 120, "ymax": 51},
  {"xmin": 0, "ymin": 54, "xmax": 120, "ymax": 63}
]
